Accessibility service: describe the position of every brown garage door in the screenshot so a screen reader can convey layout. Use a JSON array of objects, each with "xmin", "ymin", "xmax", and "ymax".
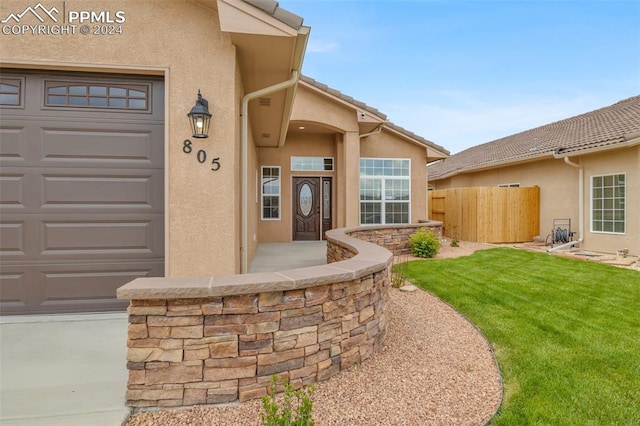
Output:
[{"xmin": 0, "ymin": 70, "xmax": 164, "ymax": 314}]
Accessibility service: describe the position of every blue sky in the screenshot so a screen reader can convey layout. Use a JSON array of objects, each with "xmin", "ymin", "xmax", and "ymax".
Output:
[{"xmin": 278, "ymin": 0, "xmax": 640, "ymax": 154}]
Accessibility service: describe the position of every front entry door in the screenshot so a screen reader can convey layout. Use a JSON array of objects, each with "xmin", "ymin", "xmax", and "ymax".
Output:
[{"xmin": 293, "ymin": 177, "xmax": 320, "ymax": 240}]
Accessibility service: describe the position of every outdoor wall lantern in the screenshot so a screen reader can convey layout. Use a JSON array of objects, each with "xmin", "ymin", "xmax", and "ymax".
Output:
[{"xmin": 187, "ymin": 90, "xmax": 212, "ymax": 138}]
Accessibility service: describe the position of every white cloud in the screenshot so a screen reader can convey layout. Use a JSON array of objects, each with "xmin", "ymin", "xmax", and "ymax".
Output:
[{"xmin": 306, "ymin": 40, "xmax": 339, "ymax": 53}]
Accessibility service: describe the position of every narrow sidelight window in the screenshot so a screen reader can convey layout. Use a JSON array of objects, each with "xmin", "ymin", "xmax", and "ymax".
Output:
[{"xmin": 261, "ymin": 166, "xmax": 281, "ymax": 220}]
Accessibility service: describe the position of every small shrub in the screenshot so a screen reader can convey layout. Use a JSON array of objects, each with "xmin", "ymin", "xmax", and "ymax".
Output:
[
  {"xmin": 261, "ymin": 376, "xmax": 316, "ymax": 426},
  {"xmin": 409, "ymin": 228, "xmax": 441, "ymax": 258},
  {"xmin": 392, "ymin": 254, "xmax": 409, "ymax": 288},
  {"xmin": 449, "ymin": 225, "xmax": 460, "ymax": 247}
]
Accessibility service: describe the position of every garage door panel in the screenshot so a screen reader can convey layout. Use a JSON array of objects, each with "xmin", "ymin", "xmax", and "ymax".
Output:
[
  {"xmin": 1, "ymin": 214, "xmax": 164, "ymax": 261},
  {"xmin": 1, "ymin": 262, "xmax": 163, "ymax": 314},
  {"xmin": 1, "ymin": 167, "xmax": 163, "ymax": 213},
  {"xmin": 42, "ymin": 218, "xmax": 158, "ymax": 257},
  {"xmin": 0, "ymin": 272, "xmax": 27, "ymax": 308},
  {"xmin": 0, "ymin": 125, "xmax": 26, "ymax": 163},
  {"xmin": 0, "ymin": 173, "xmax": 25, "ymax": 208},
  {"xmin": 2, "ymin": 121, "xmax": 163, "ymax": 169},
  {"xmin": 42, "ymin": 267, "xmax": 160, "ymax": 301},
  {"xmin": 41, "ymin": 170, "xmax": 161, "ymax": 210},
  {"xmin": 0, "ymin": 221, "xmax": 25, "ymax": 256},
  {"xmin": 42, "ymin": 123, "xmax": 162, "ymax": 168}
]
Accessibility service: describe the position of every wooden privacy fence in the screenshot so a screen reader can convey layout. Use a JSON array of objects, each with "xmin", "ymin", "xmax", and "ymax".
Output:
[{"xmin": 428, "ymin": 187, "xmax": 540, "ymax": 243}]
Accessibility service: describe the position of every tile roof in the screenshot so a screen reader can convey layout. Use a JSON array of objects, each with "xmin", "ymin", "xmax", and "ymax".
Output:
[
  {"xmin": 300, "ymin": 75, "xmax": 449, "ymax": 155},
  {"xmin": 428, "ymin": 95, "xmax": 640, "ymax": 180},
  {"xmin": 243, "ymin": 0, "xmax": 304, "ymax": 30}
]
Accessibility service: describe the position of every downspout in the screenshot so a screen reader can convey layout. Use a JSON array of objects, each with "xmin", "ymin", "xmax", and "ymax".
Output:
[
  {"xmin": 548, "ymin": 156, "xmax": 584, "ymax": 252},
  {"xmin": 241, "ymin": 70, "xmax": 300, "ymax": 273}
]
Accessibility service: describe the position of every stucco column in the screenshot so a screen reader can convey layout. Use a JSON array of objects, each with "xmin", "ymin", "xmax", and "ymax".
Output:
[{"xmin": 342, "ymin": 131, "xmax": 361, "ymax": 227}]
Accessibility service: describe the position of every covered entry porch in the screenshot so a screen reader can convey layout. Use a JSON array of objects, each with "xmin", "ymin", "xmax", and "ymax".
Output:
[{"xmin": 249, "ymin": 241, "xmax": 327, "ymax": 272}]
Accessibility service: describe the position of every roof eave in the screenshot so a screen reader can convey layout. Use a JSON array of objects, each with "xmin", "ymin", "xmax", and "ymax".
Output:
[
  {"xmin": 553, "ymin": 136, "xmax": 640, "ymax": 158},
  {"xmin": 217, "ymin": 0, "xmax": 310, "ymax": 148},
  {"xmin": 277, "ymin": 26, "xmax": 310, "ymax": 148},
  {"xmin": 429, "ymin": 150, "xmax": 556, "ymax": 181},
  {"xmin": 382, "ymin": 125, "xmax": 449, "ymax": 159}
]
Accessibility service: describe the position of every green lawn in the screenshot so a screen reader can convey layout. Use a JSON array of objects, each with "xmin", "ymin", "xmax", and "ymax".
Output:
[{"xmin": 401, "ymin": 248, "xmax": 640, "ymax": 425}]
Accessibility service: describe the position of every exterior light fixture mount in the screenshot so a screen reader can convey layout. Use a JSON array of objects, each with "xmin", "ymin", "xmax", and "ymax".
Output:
[{"xmin": 187, "ymin": 90, "xmax": 212, "ymax": 138}]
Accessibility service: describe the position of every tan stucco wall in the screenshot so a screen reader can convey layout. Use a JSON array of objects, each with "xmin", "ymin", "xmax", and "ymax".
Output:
[
  {"xmin": 290, "ymin": 85, "xmax": 358, "ymax": 132},
  {"xmin": 1, "ymin": 0, "xmax": 241, "ymax": 275},
  {"xmin": 431, "ymin": 146, "xmax": 639, "ymax": 255},
  {"xmin": 580, "ymin": 146, "xmax": 639, "ymax": 255}
]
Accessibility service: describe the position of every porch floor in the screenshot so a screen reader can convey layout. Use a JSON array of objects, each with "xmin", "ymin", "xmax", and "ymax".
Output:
[{"xmin": 249, "ymin": 241, "xmax": 327, "ymax": 272}]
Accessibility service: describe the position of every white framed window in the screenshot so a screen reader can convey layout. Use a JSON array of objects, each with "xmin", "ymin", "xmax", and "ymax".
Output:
[
  {"xmin": 291, "ymin": 156, "xmax": 334, "ymax": 171},
  {"xmin": 591, "ymin": 173, "xmax": 625, "ymax": 234},
  {"xmin": 359, "ymin": 158, "xmax": 411, "ymax": 225},
  {"xmin": 498, "ymin": 183, "xmax": 520, "ymax": 187},
  {"xmin": 261, "ymin": 166, "xmax": 281, "ymax": 220}
]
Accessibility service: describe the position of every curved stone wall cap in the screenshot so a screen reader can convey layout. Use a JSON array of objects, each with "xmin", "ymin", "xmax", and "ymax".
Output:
[
  {"xmin": 275, "ymin": 262, "xmax": 367, "ymax": 286},
  {"xmin": 118, "ymin": 226, "xmax": 396, "ymax": 300},
  {"xmin": 324, "ymin": 258, "xmax": 391, "ymax": 278},
  {"xmin": 207, "ymin": 271, "xmax": 296, "ymax": 296},
  {"xmin": 335, "ymin": 222, "xmax": 442, "ymax": 232},
  {"xmin": 117, "ymin": 275, "xmax": 212, "ymax": 299}
]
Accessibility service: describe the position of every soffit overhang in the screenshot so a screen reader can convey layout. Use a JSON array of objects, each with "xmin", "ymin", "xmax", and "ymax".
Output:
[
  {"xmin": 426, "ymin": 147, "xmax": 448, "ymax": 162},
  {"xmin": 217, "ymin": 0, "xmax": 309, "ymax": 147}
]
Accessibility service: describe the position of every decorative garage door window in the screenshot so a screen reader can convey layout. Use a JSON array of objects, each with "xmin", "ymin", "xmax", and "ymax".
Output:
[
  {"xmin": 0, "ymin": 78, "xmax": 23, "ymax": 106},
  {"xmin": 359, "ymin": 158, "xmax": 411, "ymax": 225},
  {"xmin": 44, "ymin": 81, "xmax": 149, "ymax": 110}
]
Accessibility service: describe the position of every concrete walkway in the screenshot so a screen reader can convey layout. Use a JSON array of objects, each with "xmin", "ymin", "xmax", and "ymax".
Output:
[
  {"xmin": 0, "ymin": 242, "xmax": 327, "ymax": 425},
  {"xmin": 0, "ymin": 313, "xmax": 130, "ymax": 426}
]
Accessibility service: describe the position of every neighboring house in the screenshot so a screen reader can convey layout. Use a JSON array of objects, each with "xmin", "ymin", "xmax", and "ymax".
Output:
[
  {"xmin": 0, "ymin": 0, "xmax": 448, "ymax": 314},
  {"xmin": 428, "ymin": 95, "xmax": 640, "ymax": 256}
]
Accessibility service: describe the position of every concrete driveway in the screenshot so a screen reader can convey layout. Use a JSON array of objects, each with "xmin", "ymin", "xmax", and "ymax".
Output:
[{"xmin": 0, "ymin": 313, "xmax": 130, "ymax": 426}]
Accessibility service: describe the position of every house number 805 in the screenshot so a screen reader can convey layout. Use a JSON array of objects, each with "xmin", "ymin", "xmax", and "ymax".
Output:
[{"xmin": 183, "ymin": 139, "xmax": 221, "ymax": 171}]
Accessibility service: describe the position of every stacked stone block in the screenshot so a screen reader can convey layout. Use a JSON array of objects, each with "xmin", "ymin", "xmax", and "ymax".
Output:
[
  {"xmin": 125, "ymin": 270, "xmax": 389, "ymax": 407},
  {"xmin": 350, "ymin": 224, "xmax": 442, "ymax": 256}
]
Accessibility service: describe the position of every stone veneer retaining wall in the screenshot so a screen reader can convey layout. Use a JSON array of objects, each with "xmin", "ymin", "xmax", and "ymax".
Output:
[
  {"xmin": 330, "ymin": 223, "xmax": 442, "ymax": 260},
  {"xmin": 117, "ymin": 222, "xmax": 441, "ymax": 408}
]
